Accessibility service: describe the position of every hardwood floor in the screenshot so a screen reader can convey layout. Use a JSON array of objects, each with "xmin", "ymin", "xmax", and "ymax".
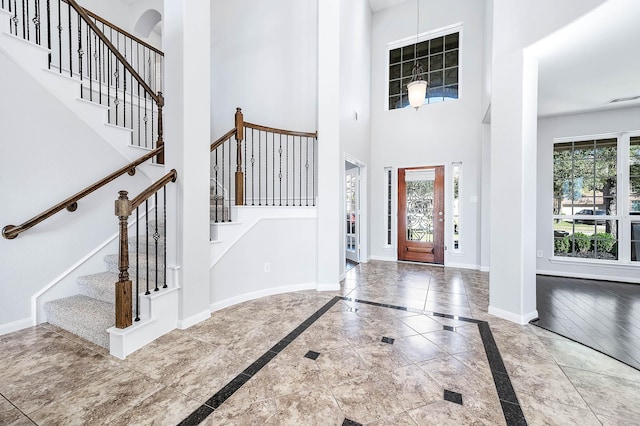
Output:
[{"xmin": 532, "ymin": 275, "xmax": 640, "ymax": 370}]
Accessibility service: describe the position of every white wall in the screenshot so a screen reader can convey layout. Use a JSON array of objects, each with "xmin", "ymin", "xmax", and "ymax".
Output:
[
  {"xmin": 76, "ymin": 0, "xmax": 163, "ymax": 49},
  {"xmin": 369, "ymin": 0, "xmax": 485, "ymax": 269},
  {"xmin": 210, "ymin": 217, "xmax": 318, "ymax": 307},
  {"xmin": 536, "ymin": 106, "xmax": 640, "ymax": 282},
  {"xmin": 210, "ymin": 0, "xmax": 318, "ymax": 139},
  {"xmin": 0, "ymin": 50, "xmax": 150, "ymax": 328},
  {"xmin": 339, "ymin": 0, "xmax": 372, "ymax": 269}
]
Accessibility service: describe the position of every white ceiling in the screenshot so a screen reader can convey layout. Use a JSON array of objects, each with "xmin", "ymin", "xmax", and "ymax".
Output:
[{"xmin": 535, "ymin": 0, "xmax": 640, "ymax": 117}]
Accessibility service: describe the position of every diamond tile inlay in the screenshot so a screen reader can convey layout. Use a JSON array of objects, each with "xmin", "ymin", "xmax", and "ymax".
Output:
[
  {"xmin": 381, "ymin": 336, "xmax": 395, "ymax": 345},
  {"xmin": 304, "ymin": 350, "xmax": 320, "ymax": 360},
  {"xmin": 444, "ymin": 389, "xmax": 463, "ymax": 405}
]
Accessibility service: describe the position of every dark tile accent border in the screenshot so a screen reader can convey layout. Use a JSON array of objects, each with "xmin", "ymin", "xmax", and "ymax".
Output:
[
  {"xmin": 177, "ymin": 296, "xmax": 340, "ymax": 425},
  {"xmin": 443, "ymin": 325, "xmax": 456, "ymax": 332},
  {"xmin": 444, "ymin": 389, "xmax": 463, "ymax": 405},
  {"xmin": 478, "ymin": 322, "xmax": 527, "ymax": 423},
  {"xmin": 178, "ymin": 295, "xmax": 526, "ymax": 425}
]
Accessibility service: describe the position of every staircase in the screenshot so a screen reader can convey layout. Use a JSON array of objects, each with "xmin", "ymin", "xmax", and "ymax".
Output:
[
  {"xmin": 0, "ymin": 1, "xmax": 178, "ymax": 358},
  {"xmin": 44, "ymin": 227, "xmax": 166, "ymax": 349}
]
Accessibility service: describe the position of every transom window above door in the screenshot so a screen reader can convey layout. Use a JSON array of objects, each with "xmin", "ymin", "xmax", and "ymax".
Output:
[{"xmin": 387, "ymin": 27, "xmax": 461, "ymax": 110}]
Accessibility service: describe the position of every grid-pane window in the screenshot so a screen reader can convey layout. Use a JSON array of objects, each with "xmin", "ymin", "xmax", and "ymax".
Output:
[
  {"xmin": 552, "ymin": 138, "xmax": 619, "ymax": 260},
  {"xmin": 388, "ymin": 32, "xmax": 459, "ymax": 110}
]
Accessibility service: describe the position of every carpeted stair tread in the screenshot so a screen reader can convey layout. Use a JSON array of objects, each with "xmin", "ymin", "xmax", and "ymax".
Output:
[
  {"xmin": 77, "ymin": 271, "xmax": 164, "ymax": 304},
  {"xmin": 44, "ymin": 295, "xmax": 113, "ymax": 349},
  {"xmin": 104, "ymin": 252, "xmax": 165, "ymax": 274}
]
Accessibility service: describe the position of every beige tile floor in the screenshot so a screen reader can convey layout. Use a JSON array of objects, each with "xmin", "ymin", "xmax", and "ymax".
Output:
[{"xmin": 2, "ymin": 261, "xmax": 640, "ymax": 425}]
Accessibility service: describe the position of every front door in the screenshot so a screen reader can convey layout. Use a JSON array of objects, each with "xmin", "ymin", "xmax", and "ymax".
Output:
[{"xmin": 398, "ymin": 166, "xmax": 445, "ymax": 264}]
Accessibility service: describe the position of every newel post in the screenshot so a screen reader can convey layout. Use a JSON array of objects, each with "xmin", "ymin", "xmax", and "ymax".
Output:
[
  {"xmin": 234, "ymin": 107, "xmax": 244, "ymax": 206},
  {"xmin": 156, "ymin": 92, "xmax": 165, "ymax": 165},
  {"xmin": 114, "ymin": 191, "xmax": 133, "ymax": 329}
]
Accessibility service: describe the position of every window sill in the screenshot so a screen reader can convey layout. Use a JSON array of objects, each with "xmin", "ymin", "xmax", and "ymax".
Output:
[{"xmin": 549, "ymin": 256, "xmax": 639, "ymax": 269}]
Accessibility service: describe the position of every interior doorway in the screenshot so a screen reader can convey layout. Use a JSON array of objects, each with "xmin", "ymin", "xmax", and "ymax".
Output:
[
  {"xmin": 398, "ymin": 166, "xmax": 445, "ymax": 264},
  {"xmin": 345, "ymin": 161, "xmax": 360, "ymax": 265}
]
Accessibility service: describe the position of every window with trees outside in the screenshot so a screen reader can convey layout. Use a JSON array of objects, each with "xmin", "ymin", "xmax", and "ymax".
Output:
[{"xmin": 553, "ymin": 135, "xmax": 640, "ymax": 263}]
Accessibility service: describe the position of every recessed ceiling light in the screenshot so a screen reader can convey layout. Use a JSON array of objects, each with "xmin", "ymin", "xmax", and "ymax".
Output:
[{"xmin": 608, "ymin": 95, "xmax": 640, "ymax": 104}]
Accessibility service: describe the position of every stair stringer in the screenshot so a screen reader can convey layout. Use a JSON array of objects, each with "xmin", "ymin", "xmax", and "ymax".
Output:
[{"xmin": 0, "ymin": 25, "xmax": 164, "ymax": 182}]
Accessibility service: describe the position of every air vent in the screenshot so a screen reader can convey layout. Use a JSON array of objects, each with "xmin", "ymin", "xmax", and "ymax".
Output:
[{"xmin": 608, "ymin": 95, "xmax": 640, "ymax": 104}]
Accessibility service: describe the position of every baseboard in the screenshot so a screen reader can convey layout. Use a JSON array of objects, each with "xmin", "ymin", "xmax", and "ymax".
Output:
[
  {"xmin": 445, "ymin": 262, "xmax": 480, "ymax": 270},
  {"xmin": 488, "ymin": 306, "xmax": 538, "ymax": 325},
  {"xmin": 317, "ymin": 282, "xmax": 340, "ymax": 291},
  {"xmin": 0, "ymin": 317, "xmax": 33, "ymax": 336},
  {"xmin": 536, "ymin": 269, "xmax": 640, "ymax": 284},
  {"xmin": 370, "ymin": 255, "xmax": 396, "ymax": 262},
  {"xmin": 210, "ymin": 282, "xmax": 317, "ymax": 312},
  {"xmin": 480, "ymin": 265, "xmax": 490, "ymax": 272},
  {"xmin": 176, "ymin": 309, "xmax": 211, "ymax": 330}
]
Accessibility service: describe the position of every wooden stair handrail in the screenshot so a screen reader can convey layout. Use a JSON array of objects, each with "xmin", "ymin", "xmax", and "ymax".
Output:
[
  {"xmin": 2, "ymin": 146, "xmax": 164, "ymax": 240},
  {"xmin": 65, "ymin": 0, "xmax": 161, "ymax": 106},
  {"xmin": 131, "ymin": 169, "xmax": 177, "ymax": 209},
  {"xmin": 244, "ymin": 122, "xmax": 318, "ymax": 139},
  {"xmin": 209, "ymin": 108, "xmax": 318, "ymax": 208},
  {"xmin": 210, "ymin": 128, "xmax": 236, "ymax": 152},
  {"xmin": 61, "ymin": 0, "xmax": 164, "ymax": 56}
]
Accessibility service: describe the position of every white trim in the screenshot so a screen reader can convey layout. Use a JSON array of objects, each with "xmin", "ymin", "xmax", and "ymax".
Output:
[
  {"xmin": 387, "ymin": 22, "xmax": 463, "ymax": 50},
  {"xmin": 480, "ymin": 266, "xmax": 490, "ymax": 272},
  {"xmin": 488, "ymin": 306, "xmax": 538, "ymax": 325},
  {"xmin": 317, "ymin": 282, "xmax": 340, "ymax": 291},
  {"xmin": 176, "ymin": 309, "xmax": 211, "ymax": 330},
  {"xmin": 370, "ymin": 255, "xmax": 396, "ymax": 262},
  {"xmin": 445, "ymin": 262, "xmax": 479, "ymax": 271},
  {"xmin": 0, "ymin": 317, "xmax": 32, "ymax": 336},
  {"xmin": 210, "ymin": 282, "xmax": 317, "ymax": 312},
  {"xmin": 537, "ymin": 268, "xmax": 640, "ymax": 284},
  {"xmin": 547, "ymin": 256, "xmax": 639, "ymax": 270}
]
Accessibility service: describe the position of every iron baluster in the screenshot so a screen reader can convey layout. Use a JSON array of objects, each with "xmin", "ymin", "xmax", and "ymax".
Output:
[
  {"xmin": 259, "ymin": 131, "xmax": 263, "ymax": 205},
  {"xmin": 299, "ymin": 135, "xmax": 302, "ymax": 206},
  {"xmin": 304, "ymin": 136, "xmax": 309, "ymax": 206},
  {"xmin": 244, "ymin": 126, "xmax": 247, "ymax": 206},
  {"xmin": 135, "ymin": 206, "xmax": 140, "ymax": 321},
  {"xmin": 313, "ymin": 137, "xmax": 316, "ymax": 206},
  {"xmin": 145, "ymin": 199, "xmax": 150, "ymax": 295},
  {"xmin": 154, "ymin": 192, "xmax": 159, "ymax": 292},
  {"xmin": 57, "ymin": 0, "xmax": 61, "ymax": 72},
  {"xmin": 251, "ymin": 128, "xmax": 255, "ymax": 205},
  {"xmin": 214, "ymin": 149, "xmax": 219, "ymax": 222},
  {"xmin": 279, "ymin": 134, "xmax": 282, "ymax": 206},
  {"xmin": 66, "ymin": 0, "xmax": 71, "ymax": 76},
  {"xmin": 163, "ymin": 185, "xmax": 167, "ymax": 289},
  {"xmin": 21, "ymin": 0, "xmax": 25, "ymax": 39},
  {"xmin": 221, "ymin": 143, "xmax": 225, "ymax": 220},
  {"xmin": 77, "ymin": 10, "xmax": 83, "ymax": 81},
  {"xmin": 272, "ymin": 133, "xmax": 275, "ymax": 206},
  {"xmin": 46, "ymin": 0, "xmax": 51, "ymax": 66},
  {"xmin": 286, "ymin": 135, "xmax": 289, "ymax": 206},
  {"xmin": 228, "ymin": 134, "xmax": 231, "ymax": 218}
]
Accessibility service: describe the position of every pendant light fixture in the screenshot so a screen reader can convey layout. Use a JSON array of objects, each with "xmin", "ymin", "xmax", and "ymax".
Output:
[{"xmin": 407, "ymin": 0, "xmax": 427, "ymax": 110}]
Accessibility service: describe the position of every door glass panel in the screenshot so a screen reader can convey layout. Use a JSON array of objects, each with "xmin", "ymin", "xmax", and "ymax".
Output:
[
  {"xmin": 346, "ymin": 172, "xmax": 356, "ymax": 253},
  {"xmin": 405, "ymin": 169, "xmax": 435, "ymax": 242}
]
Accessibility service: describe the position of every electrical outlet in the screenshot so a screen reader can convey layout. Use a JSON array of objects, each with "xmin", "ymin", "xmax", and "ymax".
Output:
[
  {"xmin": 536, "ymin": 250, "xmax": 543, "ymax": 258},
  {"xmin": 264, "ymin": 262, "xmax": 271, "ymax": 272}
]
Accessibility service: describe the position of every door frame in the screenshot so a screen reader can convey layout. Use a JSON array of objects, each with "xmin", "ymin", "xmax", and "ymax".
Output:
[
  {"xmin": 397, "ymin": 165, "xmax": 445, "ymax": 264},
  {"xmin": 343, "ymin": 155, "xmax": 368, "ymax": 271}
]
